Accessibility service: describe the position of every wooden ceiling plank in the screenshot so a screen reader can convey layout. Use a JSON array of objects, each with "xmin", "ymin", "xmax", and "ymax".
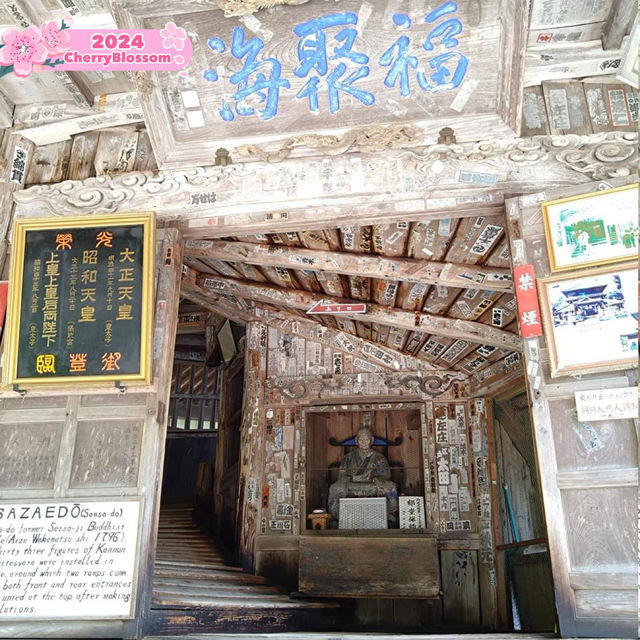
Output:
[
  {"xmin": 66, "ymin": 132, "xmax": 100, "ymax": 181},
  {"xmin": 443, "ymin": 215, "xmax": 506, "ymax": 265},
  {"xmin": 184, "ymin": 240, "xmax": 514, "ymax": 293},
  {"xmin": 194, "ymin": 272, "xmax": 522, "ymax": 352}
]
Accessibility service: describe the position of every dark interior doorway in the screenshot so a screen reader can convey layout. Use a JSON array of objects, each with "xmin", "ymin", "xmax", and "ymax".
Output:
[
  {"xmin": 492, "ymin": 387, "xmax": 556, "ymax": 633},
  {"xmin": 161, "ymin": 360, "xmax": 220, "ymax": 530}
]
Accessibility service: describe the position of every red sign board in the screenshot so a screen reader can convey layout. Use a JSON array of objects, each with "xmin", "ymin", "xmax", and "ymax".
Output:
[
  {"xmin": 513, "ymin": 265, "xmax": 543, "ymax": 338},
  {"xmin": 307, "ymin": 300, "xmax": 367, "ymax": 315},
  {"xmin": 0, "ymin": 281, "xmax": 7, "ymax": 335}
]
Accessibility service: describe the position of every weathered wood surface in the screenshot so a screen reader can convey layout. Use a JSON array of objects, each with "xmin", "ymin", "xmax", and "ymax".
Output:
[
  {"xmin": 0, "ymin": 230, "xmax": 183, "ymax": 639},
  {"xmin": 115, "ymin": 0, "xmax": 527, "ymax": 168},
  {"xmin": 525, "ymin": 39, "xmax": 627, "ymax": 86},
  {"xmin": 14, "ymin": 133, "xmax": 637, "ymax": 236},
  {"xmin": 181, "ymin": 276, "xmax": 438, "ymax": 374},
  {"xmin": 195, "ymin": 274, "xmax": 521, "ymax": 351},
  {"xmin": 299, "ymin": 536, "xmax": 439, "ymax": 597},
  {"xmin": 505, "ymin": 183, "xmax": 638, "ymax": 638},
  {"xmin": 185, "ymin": 240, "xmax": 514, "ymax": 292},
  {"xmin": 0, "ymin": 89, "xmax": 13, "ymax": 129},
  {"xmin": 602, "ymin": 0, "xmax": 636, "ymax": 49},
  {"xmin": 441, "ymin": 550, "xmax": 480, "ymax": 626},
  {"xmin": 150, "ymin": 504, "xmax": 344, "ymax": 635},
  {"xmin": 145, "ymin": 635, "xmax": 556, "ymax": 639}
]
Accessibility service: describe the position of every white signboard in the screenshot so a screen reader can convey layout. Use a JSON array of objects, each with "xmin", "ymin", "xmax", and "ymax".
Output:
[
  {"xmin": 399, "ymin": 496, "xmax": 426, "ymax": 529},
  {"xmin": 575, "ymin": 387, "xmax": 638, "ymax": 422},
  {"xmin": 0, "ymin": 500, "xmax": 140, "ymax": 619}
]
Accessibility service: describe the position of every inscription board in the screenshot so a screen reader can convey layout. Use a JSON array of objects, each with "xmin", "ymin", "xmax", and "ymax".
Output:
[
  {"xmin": 0, "ymin": 500, "xmax": 140, "ymax": 619},
  {"xmin": 70, "ymin": 420, "xmax": 143, "ymax": 488},
  {"xmin": 4, "ymin": 214, "xmax": 154, "ymax": 386},
  {"xmin": 0, "ymin": 424, "xmax": 63, "ymax": 489},
  {"xmin": 339, "ymin": 497, "xmax": 387, "ymax": 529},
  {"xmin": 117, "ymin": 0, "xmax": 526, "ymax": 167}
]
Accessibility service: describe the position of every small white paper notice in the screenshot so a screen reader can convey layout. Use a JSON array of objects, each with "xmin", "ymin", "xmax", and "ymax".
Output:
[{"xmin": 574, "ymin": 387, "xmax": 638, "ymax": 422}]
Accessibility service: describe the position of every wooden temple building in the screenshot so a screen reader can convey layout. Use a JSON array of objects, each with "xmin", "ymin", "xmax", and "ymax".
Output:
[{"xmin": 0, "ymin": 0, "xmax": 637, "ymax": 638}]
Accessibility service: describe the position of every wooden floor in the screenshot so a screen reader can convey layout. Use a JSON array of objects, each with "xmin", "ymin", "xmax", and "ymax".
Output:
[
  {"xmin": 145, "ymin": 634, "xmax": 558, "ymax": 639},
  {"xmin": 147, "ymin": 503, "xmax": 344, "ymax": 636}
]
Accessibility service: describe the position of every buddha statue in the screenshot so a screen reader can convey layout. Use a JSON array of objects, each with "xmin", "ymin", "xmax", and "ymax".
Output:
[{"xmin": 328, "ymin": 427, "xmax": 399, "ymax": 526}]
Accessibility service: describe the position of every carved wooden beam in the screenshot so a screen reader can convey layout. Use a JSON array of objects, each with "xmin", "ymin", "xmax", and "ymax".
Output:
[
  {"xmin": 13, "ymin": 133, "xmax": 637, "ymax": 239},
  {"xmin": 181, "ymin": 276, "xmax": 437, "ymax": 373},
  {"xmin": 266, "ymin": 370, "xmax": 469, "ymax": 404},
  {"xmin": 193, "ymin": 272, "xmax": 522, "ymax": 352},
  {"xmin": 184, "ymin": 239, "xmax": 513, "ymax": 292},
  {"xmin": 216, "ymin": 0, "xmax": 310, "ymax": 17}
]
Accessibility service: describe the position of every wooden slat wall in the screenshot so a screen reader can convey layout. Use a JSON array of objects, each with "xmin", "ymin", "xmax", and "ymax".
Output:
[
  {"xmin": 0, "ymin": 228, "xmax": 183, "ymax": 638},
  {"xmin": 24, "ymin": 126, "xmax": 157, "ymax": 186},
  {"xmin": 505, "ymin": 179, "xmax": 638, "ymax": 638}
]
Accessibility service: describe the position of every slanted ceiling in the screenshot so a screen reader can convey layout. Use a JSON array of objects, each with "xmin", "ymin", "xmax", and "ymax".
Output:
[{"xmin": 181, "ymin": 216, "xmax": 519, "ymax": 380}]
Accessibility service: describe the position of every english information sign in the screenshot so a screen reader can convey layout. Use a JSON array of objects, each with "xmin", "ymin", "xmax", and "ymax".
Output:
[
  {"xmin": 4, "ymin": 214, "xmax": 154, "ymax": 386},
  {"xmin": 0, "ymin": 500, "xmax": 140, "ymax": 619}
]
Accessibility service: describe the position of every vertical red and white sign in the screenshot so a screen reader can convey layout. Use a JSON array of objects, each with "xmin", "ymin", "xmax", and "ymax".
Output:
[
  {"xmin": 513, "ymin": 265, "xmax": 543, "ymax": 338},
  {"xmin": 0, "ymin": 281, "xmax": 8, "ymax": 335}
]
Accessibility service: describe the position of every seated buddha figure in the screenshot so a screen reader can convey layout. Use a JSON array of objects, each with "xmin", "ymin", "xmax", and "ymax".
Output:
[{"xmin": 327, "ymin": 427, "xmax": 398, "ymax": 526}]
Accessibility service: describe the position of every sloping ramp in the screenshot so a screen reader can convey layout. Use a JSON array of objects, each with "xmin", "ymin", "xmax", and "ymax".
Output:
[{"xmin": 147, "ymin": 504, "xmax": 344, "ymax": 636}]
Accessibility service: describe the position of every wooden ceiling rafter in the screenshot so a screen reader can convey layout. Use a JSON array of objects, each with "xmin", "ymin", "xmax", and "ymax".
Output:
[
  {"xmin": 184, "ymin": 240, "xmax": 514, "ymax": 293},
  {"xmin": 180, "ymin": 276, "xmax": 439, "ymax": 374},
  {"xmin": 193, "ymin": 272, "xmax": 522, "ymax": 352},
  {"xmin": 182, "ymin": 212, "xmax": 521, "ymax": 377}
]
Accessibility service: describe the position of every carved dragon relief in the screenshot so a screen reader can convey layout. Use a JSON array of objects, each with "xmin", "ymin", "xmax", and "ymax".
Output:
[
  {"xmin": 236, "ymin": 124, "xmax": 422, "ymax": 162},
  {"xmin": 268, "ymin": 371, "xmax": 468, "ymax": 405},
  {"xmin": 216, "ymin": 0, "xmax": 310, "ymax": 18},
  {"xmin": 13, "ymin": 133, "xmax": 637, "ymax": 216}
]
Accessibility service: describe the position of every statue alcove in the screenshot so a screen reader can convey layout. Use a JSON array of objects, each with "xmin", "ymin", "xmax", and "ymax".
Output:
[{"xmin": 304, "ymin": 407, "xmax": 425, "ymax": 530}]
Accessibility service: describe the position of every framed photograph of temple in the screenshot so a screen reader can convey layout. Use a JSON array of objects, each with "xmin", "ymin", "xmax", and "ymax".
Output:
[
  {"xmin": 541, "ymin": 184, "xmax": 639, "ymax": 272},
  {"xmin": 3, "ymin": 213, "xmax": 155, "ymax": 387},
  {"xmin": 538, "ymin": 263, "xmax": 638, "ymax": 378}
]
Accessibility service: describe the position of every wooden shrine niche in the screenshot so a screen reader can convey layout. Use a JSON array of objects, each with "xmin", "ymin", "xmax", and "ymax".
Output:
[
  {"xmin": 115, "ymin": 0, "xmax": 528, "ymax": 168},
  {"xmin": 304, "ymin": 405, "xmax": 425, "ymax": 530}
]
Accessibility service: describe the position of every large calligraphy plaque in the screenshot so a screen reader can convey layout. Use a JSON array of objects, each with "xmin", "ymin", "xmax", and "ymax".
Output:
[
  {"xmin": 115, "ymin": 0, "xmax": 527, "ymax": 168},
  {"xmin": 4, "ymin": 214, "xmax": 154, "ymax": 386}
]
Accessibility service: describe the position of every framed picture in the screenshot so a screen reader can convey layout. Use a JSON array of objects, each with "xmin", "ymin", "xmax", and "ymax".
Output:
[
  {"xmin": 539, "ymin": 263, "xmax": 638, "ymax": 377},
  {"xmin": 3, "ymin": 213, "xmax": 155, "ymax": 387},
  {"xmin": 542, "ymin": 184, "xmax": 638, "ymax": 272}
]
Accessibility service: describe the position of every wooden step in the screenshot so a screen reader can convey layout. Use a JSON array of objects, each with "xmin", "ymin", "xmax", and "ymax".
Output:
[
  {"xmin": 153, "ymin": 580, "xmax": 282, "ymax": 596},
  {"xmin": 155, "ymin": 560, "xmax": 242, "ymax": 573},
  {"xmin": 153, "ymin": 588, "xmax": 286, "ymax": 602},
  {"xmin": 154, "ymin": 568, "xmax": 268, "ymax": 584},
  {"xmin": 145, "ymin": 634, "xmax": 556, "ymax": 639},
  {"xmin": 146, "ymin": 601, "xmax": 345, "ymax": 636}
]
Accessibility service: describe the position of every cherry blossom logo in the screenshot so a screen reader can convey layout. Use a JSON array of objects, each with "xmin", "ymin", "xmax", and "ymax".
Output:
[
  {"xmin": 0, "ymin": 17, "xmax": 72, "ymax": 78},
  {"xmin": 160, "ymin": 22, "xmax": 186, "ymax": 51}
]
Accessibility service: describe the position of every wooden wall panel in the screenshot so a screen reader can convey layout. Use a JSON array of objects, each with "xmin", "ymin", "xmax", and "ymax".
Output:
[
  {"xmin": 441, "ymin": 550, "xmax": 481, "ymax": 626},
  {"xmin": 0, "ymin": 228, "xmax": 183, "ymax": 638},
  {"xmin": 505, "ymin": 181, "xmax": 638, "ymax": 638}
]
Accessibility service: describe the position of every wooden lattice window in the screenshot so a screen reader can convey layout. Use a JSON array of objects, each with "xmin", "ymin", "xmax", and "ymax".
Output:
[{"xmin": 168, "ymin": 362, "xmax": 220, "ymax": 432}]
